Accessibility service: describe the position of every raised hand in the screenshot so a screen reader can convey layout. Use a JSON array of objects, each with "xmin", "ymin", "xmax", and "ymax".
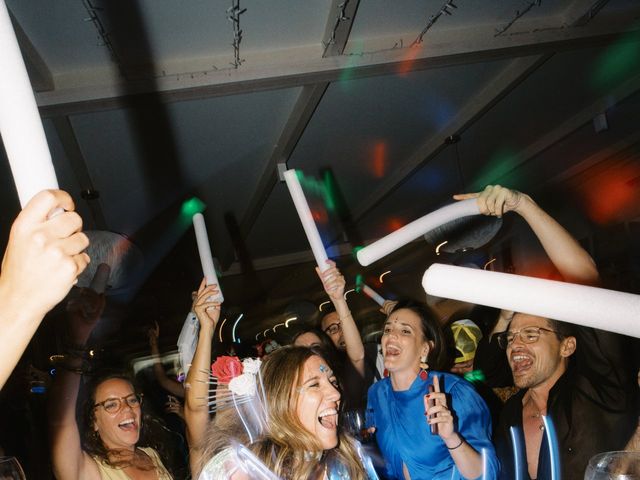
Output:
[
  {"xmin": 315, "ymin": 260, "xmax": 346, "ymax": 302},
  {"xmin": 192, "ymin": 278, "xmax": 222, "ymax": 330},
  {"xmin": 0, "ymin": 190, "xmax": 90, "ymax": 319},
  {"xmin": 454, "ymin": 184, "xmax": 524, "ymax": 218},
  {"xmin": 66, "ymin": 287, "xmax": 105, "ymax": 345},
  {"xmin": 148, "ymin": 321, "xmax": 160, "ymax": 349}
]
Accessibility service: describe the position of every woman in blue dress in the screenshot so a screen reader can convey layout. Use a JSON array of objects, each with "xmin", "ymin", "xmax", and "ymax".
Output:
[{"xmin": 367, "ymin": 300, "xmax": 499, "ymax": 479}]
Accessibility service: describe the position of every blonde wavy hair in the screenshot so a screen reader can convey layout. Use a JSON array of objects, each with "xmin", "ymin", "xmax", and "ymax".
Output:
[{"xmin": 199, "ymin": 346, "xmax": 367, "ymax": 479}]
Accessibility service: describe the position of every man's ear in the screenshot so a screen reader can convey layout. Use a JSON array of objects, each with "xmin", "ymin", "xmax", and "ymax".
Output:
[{"xmin": 560, "ymin": 336, "xmax": 576, "ymax": 358}]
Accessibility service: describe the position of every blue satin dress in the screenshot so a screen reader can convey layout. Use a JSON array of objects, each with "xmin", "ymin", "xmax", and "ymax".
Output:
[{"xmin": 366, "ymin": 371, "xmax": 499, "ymax": 479}]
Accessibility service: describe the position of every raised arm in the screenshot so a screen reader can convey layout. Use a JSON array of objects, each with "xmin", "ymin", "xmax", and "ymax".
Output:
[
  {"xmin": 148, "ymin": 322, "xmax": 185, "ymax": 398},
  {"xmin": 0, "ymin": 190, "xmax": 89, "ymax": 389},
  {"xmin": 184, "ymin": 279, "xmax": 221, "ymax": 477},
  {"xmin": 316, "ymin": 260, "xmax": 365, "ymax": 376},
  {"xmin": 454, "ymin": 185, "xmax": 599, "ymax": 285},
  {"xmin": 48, "ymin": 288, "xmax": 105, "ymax": 480}
]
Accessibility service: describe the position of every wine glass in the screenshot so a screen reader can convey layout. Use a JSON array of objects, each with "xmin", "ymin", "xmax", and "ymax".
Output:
[
  {"xmin": 0, "ymin": 457, "xmax": 26, "ymax": 480},
  {"xmin": 341, "ymin": 409, "xmax": 371, "ymax": 442},
  {"xmin": 584, "ymin": 451, "xmax": 640, "ymax": 479}
]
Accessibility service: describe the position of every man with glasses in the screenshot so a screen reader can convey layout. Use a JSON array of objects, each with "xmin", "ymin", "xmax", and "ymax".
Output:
[{"xmin": 459, "ymin": 187, "xmax": 638, "ymax": 480}]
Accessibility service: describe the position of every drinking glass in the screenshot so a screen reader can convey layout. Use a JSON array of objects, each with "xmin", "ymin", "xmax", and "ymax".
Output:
[
  {"xmin": 341, "ymin": 409, "xmax": 371, "ymax": 442},
  {"xmin": 584, "ymin": 451, "xmax": 640, "ymax": 480},
  {"xmin": 0, "ymin": 457, "xmax": 26, "ymax": 480}
]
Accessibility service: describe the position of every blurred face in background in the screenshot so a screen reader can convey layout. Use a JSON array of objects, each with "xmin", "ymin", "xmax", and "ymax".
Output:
[
  {"xmin": 294, "ymin": 332, "xmax": 323, "ymax": 348},
  {"xmin": 321, "ymin": 312, "xmax": 345, "ymax": 351}
]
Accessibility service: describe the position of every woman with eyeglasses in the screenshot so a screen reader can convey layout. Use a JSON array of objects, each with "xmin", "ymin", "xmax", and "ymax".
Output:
[{"xmin": 49, "ymin": 287, "xmax": 173, "ymax": 480}]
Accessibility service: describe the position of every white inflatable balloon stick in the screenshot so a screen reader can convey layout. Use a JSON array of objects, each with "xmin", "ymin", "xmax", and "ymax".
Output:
[
  {"xmin": 0, "ymin": 0, "xmax": 58, "ymax": 206},
  {"xmin": 192, "ymin": 213, "xmax": 224, "ymax": 302},
  {"xmin": 423, "ymin": 263, "xmax": 640, "ymax": 338},
  {"xmin": 357, "ymin": 199, "xmax": 480, "ymax": 266},
  {"xmin": 283, "ymin": 169, "xmax": 330, "ymax": 272}
]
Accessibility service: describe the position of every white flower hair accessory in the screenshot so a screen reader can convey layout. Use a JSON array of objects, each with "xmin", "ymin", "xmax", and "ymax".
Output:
[
  {"xmin": 229, "ymin": 371, "xmax": 257, "ymax": 397},
  {"xmin": 241, "ymin": 358, "xmax": 261, "ymax": 375},
  {"xmin": 205, "ymin": 357, "xmax": 268, "ymax": 445}
]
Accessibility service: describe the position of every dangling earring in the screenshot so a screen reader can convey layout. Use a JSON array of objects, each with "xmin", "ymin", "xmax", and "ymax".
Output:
[{"xmin": 419, "ymin": 355, "xmax": 429, "ymax": 380}]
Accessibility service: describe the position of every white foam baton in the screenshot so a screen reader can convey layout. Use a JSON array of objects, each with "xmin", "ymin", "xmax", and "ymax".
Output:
[
  {"xmin": 192, "ymin": 213, "xmax": 224, "ymax": 302},
  {"xmin": 422, "ymin": 263, "xmax": 640, "ymax": 338},
  {"xmin": 362, "ymin": 283, "xmax": 386, "ymax": 306},
  {"xmin": 0, "ymin": 0, "xmax": 58, "ymax": 206},
  {"xmin": 357, "ymin": 199, "xmax": 480, "ymax": 266},
  {"xmin": 283, "ymin": 169, "xmax": 330, "ymax": 272}
]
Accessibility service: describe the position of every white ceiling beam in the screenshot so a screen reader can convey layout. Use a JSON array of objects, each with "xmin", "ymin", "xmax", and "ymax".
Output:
[
  {"xmin": 37, "ymin": 17, "xmax": 639, "ymax": 117},
  {"xmin": 220, "ymin": 83, "xmax": 329, "ymax": 268},
  {"xmin": 227, "ymin": 2, "xmax": 360, "ymax": 263},
  {"xmin": 51, "ymin": 116, "xmax": 108, "ymax": 230},
  {"xmin": 322, "ymin": 0, "xmax": 360, "ymax": 57},
  {"xmin": 492, "ymin": 71, "xmax": 640, "ymax": 185},
  {"xmin": 545, "ymin": 130, "xmax": 640, "ymax": 187},
  {"xmin": 8, "ymin": 9, "xmax": 53, "ymax": 92},
  {"xmin": 562, "ymin": 0, "xmax": 611, "ymax": 27},
  {"xmin": 350, "ymin": 54, "xmax": 551, "ymax": 221}
]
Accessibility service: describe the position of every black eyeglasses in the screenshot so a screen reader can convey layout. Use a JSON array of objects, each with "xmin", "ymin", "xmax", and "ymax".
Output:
[
  {"xmin": 94, "ymin": 393, "xmax": 143, "ymax": 414},
  {"xmin": 496, "ymin": 327, "xmax": 559, "ymax": 349},
  {"xmin": 324, "ymin": 322, "xmax": 342, "ymax": 335}
]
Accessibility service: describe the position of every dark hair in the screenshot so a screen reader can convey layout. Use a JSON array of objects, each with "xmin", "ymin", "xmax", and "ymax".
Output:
[
  {"xmin": 546, "ymin": 318, "xmax": 575, "ymax": 340},
  {"xmin": 388, "ymin": 299, "xmax": 450, "ymax": 371},
  {"xmin": 79, "ymin": 372, "xmax": 172, "ymax": 471},
  {"xmin": 317, "ymin": 305, "xmax": 337, "ymax": 329},
  {"xmin": 291, "ymin": 327, "xmax": 335, "ymax": 351}
]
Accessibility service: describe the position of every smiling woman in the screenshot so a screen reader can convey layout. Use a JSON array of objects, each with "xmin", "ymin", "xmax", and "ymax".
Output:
[
  {"xmin": 367, "ymin": 300, "xmax": 499, "ymax": 480},
  {"xmin": 198, "ymin": 346, "xmax": 372, "ymax": 479},
  {"xmin": 48, "ymin": 289, "xmax": 174, "ymax": 480},
  {"xmin": 79, "ymin": 374, "xmax": 172, "ymax": 478}
]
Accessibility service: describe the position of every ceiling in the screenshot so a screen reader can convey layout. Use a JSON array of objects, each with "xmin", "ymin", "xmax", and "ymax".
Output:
[{"xmin": 2, "ymin": 0, "xmax": 640, "ymax": 361}]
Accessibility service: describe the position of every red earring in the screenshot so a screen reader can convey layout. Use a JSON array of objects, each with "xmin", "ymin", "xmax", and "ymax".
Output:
[{"xmin": 419, "ymin": 356, "xmax": 429, "ymax": 381}]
